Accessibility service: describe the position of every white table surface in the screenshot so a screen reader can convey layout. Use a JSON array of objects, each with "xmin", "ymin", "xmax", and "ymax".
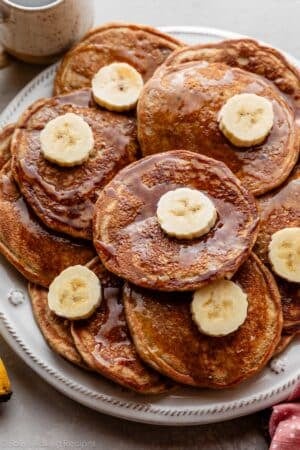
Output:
[{"xmin": 1, "ymin": 1, "xmax": 299, "ymax": 448}]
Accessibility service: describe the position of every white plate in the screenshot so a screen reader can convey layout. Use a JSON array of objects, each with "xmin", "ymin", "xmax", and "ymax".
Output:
[{"xmin": 0, "ymin": 26, "xmax": 299, "ymax": 426}]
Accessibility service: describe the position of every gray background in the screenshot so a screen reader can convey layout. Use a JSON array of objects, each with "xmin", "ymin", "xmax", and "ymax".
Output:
[{"xmin": 1, "ymin": 1, "xmax": 298, "ymax": 448}]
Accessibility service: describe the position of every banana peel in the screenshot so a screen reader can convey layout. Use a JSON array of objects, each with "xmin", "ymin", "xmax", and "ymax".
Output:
[{"xmin": 0, "ymin": 357, "xmax": 12, "ymax": 402}]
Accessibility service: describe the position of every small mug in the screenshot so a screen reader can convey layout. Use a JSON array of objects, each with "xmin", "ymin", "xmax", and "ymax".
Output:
[{"xmin": 0, "ymin": 0, "xmax": 94, "ymax": 64}]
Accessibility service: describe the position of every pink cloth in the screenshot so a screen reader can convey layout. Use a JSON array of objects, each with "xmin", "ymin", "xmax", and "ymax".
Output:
[{"xmin": 269, "ymin": 383, "xmax": 300, "ymax": 449}]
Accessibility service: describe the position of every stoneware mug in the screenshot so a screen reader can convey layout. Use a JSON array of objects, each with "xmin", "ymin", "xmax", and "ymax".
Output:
[{"xmin": 0, "ymin": 0, "xmax": 94, "ymax": 63}]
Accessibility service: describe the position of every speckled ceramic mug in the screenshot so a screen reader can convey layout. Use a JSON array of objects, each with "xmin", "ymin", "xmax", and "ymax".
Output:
[{"xmin": 0, "ymin": 0, "xmax": 94, "ymax": 63}]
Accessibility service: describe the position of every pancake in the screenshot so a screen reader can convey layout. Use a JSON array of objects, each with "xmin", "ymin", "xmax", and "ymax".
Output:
[
  {"xmin": 160, "ymin": 38, "xmax": 300, "ymax": 118},
  {"xmin": 0, "ymin": 124, "xmax": 14, "ymax": 169},
  {"xmin": 254, "ymin": 162, "xmax": 300, "ymax": 330},
  {"xmin": 0, "ymin": 162, "xmax": 95, "ymax": 287},
  {"xmin": 11, "ymin": 89, "xmax": 139, "ymax": 240},
  {"xmin": 93, "ymin": 150, "xmax": 259, "ymax": 291},
  {"xmin": 28, "ymin": 283, "xmax": 85, "ymax": 368},
  {"xmin": 137, "ymin": 61, "xmax": 298, "ymax": 196},
  {"xmin": 123, "ymin": 253, "xmax": 282, "ymax": 388},
  {"xmin": 54, "ymin": 22, "xmax": 183, "ymax": 95},
  {"xmin": 254, "ymin": 162, "xmax": 300, "ymax": 264},
  {"xmin": 277, "ymin": 278, "xmax": 300, "ymax": 330},
  {"xmin": 273, "ymin": 331, "xmax": 299, "ymax": 356},
  {"xmin": 71, "ymin": 258, "xmax": 172, "ymax": 394}
]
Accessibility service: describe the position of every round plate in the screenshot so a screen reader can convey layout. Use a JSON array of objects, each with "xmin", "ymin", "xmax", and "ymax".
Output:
[{"xmin": 0, "ymin": 26, "xmax": 299, "ymax": 426}]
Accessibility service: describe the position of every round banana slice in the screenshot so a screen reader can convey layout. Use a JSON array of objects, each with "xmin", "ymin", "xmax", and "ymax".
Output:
[
  {"xmin": 48, "ymin": 265, "xmax": 101, "ymax": 320},
  {"xmin": 40, "ymin": 112, "xmax": 94, "ymax": 167},
  {"xmin": 218, "ymin": 93, "xmax": 274, "ymax": 148},
  {"xmin": 191, "ymin": 279, "xmax": 248, "ymax": 337},
  {"xmin": 92, "ymin": 62, "xmax": 144, "ymax": 112},
  {"xmin": 156, "ymin": 187, "xmax": 217, "ymax": 240},
  {"xmin": 268, "ymin": 227, "xmax": 300, "ymax": 282}
]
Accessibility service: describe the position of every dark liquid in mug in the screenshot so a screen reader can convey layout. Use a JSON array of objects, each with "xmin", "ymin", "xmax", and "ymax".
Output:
[{"xmin": 7, "ymin": 0, "xmax": 59, "ymax": 7}]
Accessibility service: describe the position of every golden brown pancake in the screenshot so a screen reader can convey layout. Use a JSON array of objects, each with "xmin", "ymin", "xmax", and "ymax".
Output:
[
  {"xmin": 273, "ymin": 331, "xmax": 299, "ymax": 356},
  {"xmin": 11, "ymin": 89, "xmax": 139, "ymax": 240},
  {"xmin": 54, "ymin": 22, "xmax": 183, "ymax": 95},
  {"xmin": 71, "ymin": 258, "xmax": 172, "ymax": 394},
  {"xmin": 28, "ymin": 283, "xmax": 85, "ymax": 368},
  {"xmin": 94, "ymin": 150, "xmax": 259, "ymax": 291},
  {"xmin": 160, "ymin": 38, "xmax": 300, "ymax": 118},
  {"xmin": 0, "ymin": 162, "xmax": 95, "ymax": 287},
  {"xmin": 137, "ymin": 61, "xmax": 298, "ymax": 196},
  {"xmin": 124, "ymin": 253, "xmax": 282, "ymax": 388},
  {"xmin": 254, "ymin": 162, "xmax": 300, "ymax": 330},
  {"xmin": 0, "ymin": 123, "xmax": 14, "ymax": 169},
  {"xmin": 277, "ymin": 279, "xmax": 300, "ymax": 331},
  {"xmin": 254, "ymin": 162, "xmax": 300, "ymax": 264}
]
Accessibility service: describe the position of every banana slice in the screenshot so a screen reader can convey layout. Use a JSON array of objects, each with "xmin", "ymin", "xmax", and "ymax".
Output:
[
  {"xmin": 191, "ymin": 279, "xmax": 248, "ymax": 337},
  {"xmin": 92, "ymin": 62, "xmax": 144, "ymax": 112},
  {"xmin": 48, "ymin": 265, "xmax": 101, "ymax": 320},
  {"xmin": 156, "ymin": 187, "xmax": 217, "ymax": 240},
  {"xmin": 268, "ymin": 227, "xmax": 300, "ymax": 282},
  {"xmin": 40, "ymin": 112, "xmax": 94, "ymax": 167},
  {"xmin": 218, "ymin": 93, "xmax": 274, "ymax": 147},
  {"xmin": 0, "ymin": 358, "xmax": 11, "ymax": 402}
]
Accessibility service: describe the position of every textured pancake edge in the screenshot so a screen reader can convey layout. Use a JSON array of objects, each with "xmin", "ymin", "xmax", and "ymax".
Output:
[
  {"xmin": 0, "ymin": 123, "xmax": 15, "ymax": 163},
  {"xmin": 123, "ymin": 282, "xmax": 195, "ymax": 385},
  {"xmin": 54, "ymin": 43, "xmax": 103, "ymax": 96},
  {"xmin": 273, "ymin": 331, "xmax": 299, "ymax": 356},
  {"xmin": 28, "ymin": 283, "xmax": 87, "ymax": 368},
  {"xmin": 70, "ymin": 323, "xmax": 171, "ymax": 394},
  {"xmin": 0, "ymin": 123, "xmax": 15, "ymax": 140},
  {"xmin": 283, "ymin": 320, "xmax": 300, "ymax": 331},
  {"xmin": 0, "ymin": 128, "xmax": 53, "ymax": 286},
  {"xmin": 81, "ymin": 22, "xmax": 185, "ymax": 47},
  {"xmin": 256, "ymin": 133, "xmax": 299, "ymax": 197},
  {"xmin": 0, "ymin": 234, "xmax": 51, "ymax": 287}
]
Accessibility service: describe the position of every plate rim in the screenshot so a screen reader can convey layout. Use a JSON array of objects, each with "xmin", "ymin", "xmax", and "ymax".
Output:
[{"xmin": 0, "ymin": 25, "xmax": 299, "ymax": 426}]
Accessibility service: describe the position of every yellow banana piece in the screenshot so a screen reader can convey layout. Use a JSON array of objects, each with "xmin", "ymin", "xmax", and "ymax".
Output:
[
  {"xmin": 191, "ymin": 279, "xmax": 248, "ymax": 336},
  {"xmin": 92, "ymin": 62, "xmax": 144, "ymax": 112},
  {"xmin": 48, "ymin": 265, "xmax": 102, "ymax": 320},
  {"xmin": 218, "ymin": 93, "xmax": 274, "ymax": 148},
  {"xmin": 0, "ymin": 357, "xmax": 12, "ymax": 402},
  {"xmin": 156, "ymin": 187, "xmax": 217, "ymax": 240}
]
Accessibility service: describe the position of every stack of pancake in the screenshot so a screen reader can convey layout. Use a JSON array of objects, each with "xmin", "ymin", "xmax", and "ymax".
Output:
[{"xmin": 0, "ymin": 23, "xmax": 299, "ymax": 394}]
